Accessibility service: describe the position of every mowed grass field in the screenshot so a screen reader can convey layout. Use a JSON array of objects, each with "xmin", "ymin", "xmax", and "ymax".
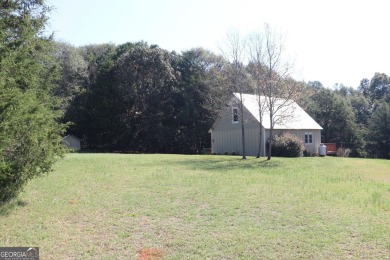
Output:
[{"xmin": 0, "ymin": 154, "xmax": 389, "ymax": 259}]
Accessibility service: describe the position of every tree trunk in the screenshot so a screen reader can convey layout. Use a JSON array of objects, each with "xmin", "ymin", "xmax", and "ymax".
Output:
[
  {"xmin": 240, "ymin": 92, "xmax": 246, "ymax": 159},
  {"xmin": 257, "ymin": 117, "xmax": 262, "ymax": 158},
  {"xmin": 267, "ymin": 112, "xmax": 272, "ymax": 160}
]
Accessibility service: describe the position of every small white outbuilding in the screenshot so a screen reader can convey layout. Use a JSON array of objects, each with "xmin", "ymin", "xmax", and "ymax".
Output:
[
  {"xmin": 209, "ymin": 93, "xmax": 323, "ymax": 156},
  {"xmin": 62, "ymin": 134, "xmax": 81, "ymax": 151}
]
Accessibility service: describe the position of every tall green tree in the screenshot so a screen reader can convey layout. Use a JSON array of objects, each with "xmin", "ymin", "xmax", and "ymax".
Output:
[
  {"xmin": 348, "ymin": 91, "xmax": 371, "ymax": 127},
  {"xmin": 308, "ymin": 89, "xmax": 365, "ymax": 157},
  {"xmin": 112, "ymin": 45, "xmax": 179, "ymax": 152},
  {"xmin": 359, "ymin": 73, "xmax": 390, "ymax": 105},
  {"xmin": 65, "ymin": 43, "xmax": 118, "ymax": 151},
  {"xmin": 59, "ymin": 43, "xmax": 229, "ymax": 154},
  {"xmin": 334, "ymin": 85, "xmax": 370, "ymax": 123},
  {"xmin": 367, "ymin": 102, "xmax": 390, "ymax": 159},
  {"xmin": 177, "ymin": 48, "xmax": 229, "ymax": 153},
  {"xmin": 52, "ymin": 42, "xmax": 88, "ymax": 108},
  {"xmin": 0, "ymin": 0, "xmax": 66, "ymax": 204},
  {"xmin": 369, "ymin": 73, "xmax": 390, "ymax": 103}
]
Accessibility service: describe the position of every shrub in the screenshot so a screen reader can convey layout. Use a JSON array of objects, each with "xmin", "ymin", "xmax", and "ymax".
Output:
[
  {"xmin": 271, "ymin": 132, "xmax": 305, "ymax": 157},
  {"xmin": 336, "ymin": 148, "xmax": 351, "ymax": 157}
]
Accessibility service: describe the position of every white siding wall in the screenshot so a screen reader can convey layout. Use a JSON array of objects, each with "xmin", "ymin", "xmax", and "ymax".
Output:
[
  {"xmin": 211, "ymin": 104, "xmax": 266, "ymax": 156},
  {"xmin": 264, "ymin": 129, "xmax": 321, "ymax": 155},
  {"xmin": 210, "ymin": 97, "xmax": 322, "ymax": 157},
  {"xmin": 211, "ymin": 127, "xmax": 265, "ymax": 156}
]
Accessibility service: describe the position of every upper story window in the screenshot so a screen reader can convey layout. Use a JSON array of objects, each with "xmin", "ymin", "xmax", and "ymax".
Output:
[
  {"xmin": 305, "ymin": 132, "xmax": 313, "ymax": 144},
  {"xmin": 232, "ymin": 107, "xmax": 238, "ymax": 124}
]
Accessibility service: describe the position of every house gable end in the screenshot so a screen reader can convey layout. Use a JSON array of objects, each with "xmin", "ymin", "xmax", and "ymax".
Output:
[
  {"xmin": 211, "ymin": 96, "xmax": 259, "ymax": 132},
  {"xmin": 210, "ymin": 94, "xmax": 323, "ymax": 156}
]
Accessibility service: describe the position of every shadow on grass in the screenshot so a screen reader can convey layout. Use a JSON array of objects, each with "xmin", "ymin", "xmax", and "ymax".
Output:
[
  {"xmin": 0, "ymin": 199, "xmax": 28, "ymax": 216},
  {"xmin": 167, "ymin": 156, "xmax": 282, "ymax": 173}
]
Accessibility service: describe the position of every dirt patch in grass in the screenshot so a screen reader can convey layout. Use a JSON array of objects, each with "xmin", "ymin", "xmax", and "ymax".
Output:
[{"xmin": 136, "ymin": 248, "xmax": 163, "ymax": 260}]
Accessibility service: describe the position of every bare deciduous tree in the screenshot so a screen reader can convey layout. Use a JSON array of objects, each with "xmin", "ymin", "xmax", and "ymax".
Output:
[
  {"xmin": 220, "ymin": 25, "xmax": 302, "ymax": 160},
  {"xmin": 220, "ymin": 29, "xmax": 247, "ymax": 159},
  {"xmin": 247, "ymin": 31, "xmax": 268, "ymax": 158},
  {"xmin": 262, "ymin": 24, "xmax": 302, "ymax": 160}
]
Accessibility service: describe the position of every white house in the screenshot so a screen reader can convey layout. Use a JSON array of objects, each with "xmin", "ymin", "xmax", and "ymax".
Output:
[
  {"xmin": 62, "ymin": 134, "xmax": 81, "ymax": 151},
  {"xmin": 209, "ymin": 93, "xmax": 323, "ymax": 156}
]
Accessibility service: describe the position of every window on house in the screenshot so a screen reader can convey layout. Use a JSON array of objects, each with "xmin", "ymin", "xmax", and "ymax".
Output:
[
  {"xmin": 305, "ymin": 132, "xmax": 313, "ymax": 144},
  {"xmin": 232, "ymin": 107, "xmax": 238, "ymax": 124}
]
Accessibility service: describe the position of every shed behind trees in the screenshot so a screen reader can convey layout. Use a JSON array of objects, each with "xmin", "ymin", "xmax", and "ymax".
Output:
[{"xmin": 62, "ymin": 134, "xmax": 81, "ymax": 151}]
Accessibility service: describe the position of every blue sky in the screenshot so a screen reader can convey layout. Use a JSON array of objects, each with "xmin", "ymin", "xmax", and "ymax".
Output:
[{"xmin": 47, "ymin": 0, "xmax": 390, "ymax": 88}]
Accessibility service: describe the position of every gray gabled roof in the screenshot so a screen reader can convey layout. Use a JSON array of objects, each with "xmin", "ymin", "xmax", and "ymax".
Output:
[{"xmin": 233, "ymin": 93, "xmax": 323, "ymax": 130}]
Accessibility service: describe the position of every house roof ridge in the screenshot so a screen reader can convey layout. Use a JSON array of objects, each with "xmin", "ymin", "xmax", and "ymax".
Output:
[{"xmin": 232, "ymin": 93, "xmax": 323, "ymax": 130}]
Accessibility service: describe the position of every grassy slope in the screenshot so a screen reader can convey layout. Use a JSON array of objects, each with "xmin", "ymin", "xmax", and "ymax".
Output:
[{"xmin": 0, "ymin": 154, "xmax": 389, "ymax": 259}]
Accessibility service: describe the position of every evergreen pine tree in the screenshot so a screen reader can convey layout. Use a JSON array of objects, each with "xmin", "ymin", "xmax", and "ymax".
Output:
[{"xmin": 0, "ymin": 0, "xmax": 66, "ymax": 204}]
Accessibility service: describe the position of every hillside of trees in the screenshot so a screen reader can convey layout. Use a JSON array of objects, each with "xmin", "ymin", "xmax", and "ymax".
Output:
[{"xmin": 53, "ymin": 41, "xmax": 390, "ymax": 159}]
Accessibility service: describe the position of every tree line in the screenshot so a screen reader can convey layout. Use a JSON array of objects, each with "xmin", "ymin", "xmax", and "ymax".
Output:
[
  {"xmin": 54, "ymin": 40, "xmax": 390, "ymax": 159},
  {"xmin": 55, "ymin": 42, "xmax": 231, "ymax": 154},
  {"xmin": 306, "ymin": 77, "xmax": 390, "ymax": 158}
]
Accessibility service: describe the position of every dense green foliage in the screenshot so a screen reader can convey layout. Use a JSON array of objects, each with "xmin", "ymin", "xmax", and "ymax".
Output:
[
  {"xmin": 307, "ymin": 88, "xmax": 366, "ymax": 157},
  {"xmin": 54, "ymin": 38, "xmax": 389, "ymax": 158},
  {"xmin": 367, "ymin": 102, "xmax": 390, "ymax": 158},
  {"xmin": 270, "ymin": 132, "xmax": 305, "ymax": 157},
  {"xmin": 112, "ymin": 45, "xmax": 179, "ymax": 152},
  {"xmin": 59, "ymin": 43, "xmax": 230, "ymax": 153},
  {"xmin": 0, "ymin": 0, "xmax": 66, "ymax": 204},
  {"xmin": 306, "ymin": 79, "xmax": 389, "ymax": 159}
]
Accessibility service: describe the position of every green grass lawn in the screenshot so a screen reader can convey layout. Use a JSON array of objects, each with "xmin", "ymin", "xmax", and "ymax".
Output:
[{"xmin": 1, "ymin": 154, "xmax": 389, "ymax": 259}]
